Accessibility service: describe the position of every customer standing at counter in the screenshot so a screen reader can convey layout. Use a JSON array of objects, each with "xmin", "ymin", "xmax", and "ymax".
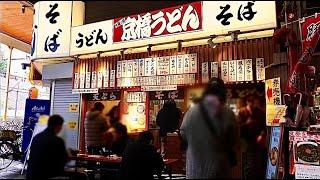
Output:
[
  {"xmin": 156, "ymin": 99, "xmax": 181, "ymax": 155},
  {"xmin": 180, "ymin": 77, "xmax": 240, "ymax": 179},
  {"xmin": 85, "ymin": 102, "xmax": 109, "ymax": 155},
  {"xmin": 106, "ymin": 105, "xmax": 130, "ymax": 156}
]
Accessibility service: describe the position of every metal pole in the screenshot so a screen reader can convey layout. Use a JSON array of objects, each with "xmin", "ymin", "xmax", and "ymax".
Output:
[
  {"xmin": 14, "ymin": 83, "xmax": 20, "ymax": 118},
  {"xmin": 4, "ymin": 47, "xmax": 13, "ymax": 120}
]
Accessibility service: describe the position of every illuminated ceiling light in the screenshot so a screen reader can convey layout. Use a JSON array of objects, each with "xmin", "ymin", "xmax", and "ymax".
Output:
[
  {"xmin": 147, "ymin": 44, "xmax": 153, "ymax": 57},
  {"xmin": 177, "ymin": 40, "xmax": 183, "ymax": 52},
  {"xmin": 207, "ymin": 35, "xmax": 218, "ymax": 48}
]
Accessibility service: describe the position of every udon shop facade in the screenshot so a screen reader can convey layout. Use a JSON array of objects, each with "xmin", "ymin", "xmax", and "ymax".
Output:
[{"xmin": 32, "ymin": 1, "xmax": 278, "ymax": 176}]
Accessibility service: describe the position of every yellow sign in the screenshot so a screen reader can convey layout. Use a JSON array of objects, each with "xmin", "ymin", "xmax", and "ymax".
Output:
[
  {"xmin": 38, "ymin": 115, "xmax": 49, "ymax": 125},
  {"xmin": 265, "ymin": 78, "xmax": 284, "ymax": 126},
  {"xmin": 68, "ymin": 103, "xmax": 79, "ymax": 113},
  {"xmin": 67, "ymin": 120, "xmax": 78, "ymax": 130}
]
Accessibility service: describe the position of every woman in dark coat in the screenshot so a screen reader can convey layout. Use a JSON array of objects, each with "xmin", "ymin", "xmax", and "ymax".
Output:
[{"xmin": 156, "ymin": 99, "xmax": 181, "ymax": 154}]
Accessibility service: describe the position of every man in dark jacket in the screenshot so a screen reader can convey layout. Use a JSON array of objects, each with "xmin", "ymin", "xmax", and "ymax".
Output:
[
  {"xmin": 27, "ymin": 115, "xmax": 68, "ymax": 180},
  {"xmin": 120, "ymin": 131, "xmax": 164, "ymax": 179}
]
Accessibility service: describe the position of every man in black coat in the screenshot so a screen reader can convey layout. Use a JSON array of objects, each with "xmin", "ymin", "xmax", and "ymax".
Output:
[
  {"xmin": 120, "ymin": 131, "xmax": 164, "ymax": 179},
  {"xmin": 27, "ymin": 115, "xmax": 68, "ymax": 180}
]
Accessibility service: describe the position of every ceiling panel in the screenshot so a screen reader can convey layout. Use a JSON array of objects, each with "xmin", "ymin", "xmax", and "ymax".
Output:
[{"xmin": 0, "ymin": 1, "xmax": 33, "ymax": 44}]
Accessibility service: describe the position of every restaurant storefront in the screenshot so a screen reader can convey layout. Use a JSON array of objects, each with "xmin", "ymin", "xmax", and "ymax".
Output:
[{"xmin": 32, "ymin": 1, "xmax": 277, "ymax": 177}]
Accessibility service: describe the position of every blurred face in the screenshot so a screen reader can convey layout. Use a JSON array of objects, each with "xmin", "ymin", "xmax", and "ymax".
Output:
[
  {"xmin": 114, "ymin": 108, "xmax": 120, "ymax": 118},
  {"xmin": 54, "ymin": 125, "xmax": 63, "ymax": 135},
  {"xmin": 204, "ymin": 95, "xmax": 222, "ymax": 117}
]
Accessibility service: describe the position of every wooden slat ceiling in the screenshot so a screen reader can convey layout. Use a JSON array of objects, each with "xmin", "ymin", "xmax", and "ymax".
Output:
[{"xmin": 0, "ymin": 1, "xmax": 33, "ymax": 44}]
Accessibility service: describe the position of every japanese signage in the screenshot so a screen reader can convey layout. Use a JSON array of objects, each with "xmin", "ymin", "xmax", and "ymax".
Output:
[
  {"xmin": 236, "ymin": 60, "xmax": 245, "ymax": 81},
  {"xmin": 113, "ymin": 2, "xmax": 202, "ymax": 42},
  {"xmin": 301, "ymin": 15, "xmax": 320, "ymax": 52},
  {"xmin": 256, "ymin": 58, "xmax": 265, "ymax": 81},
  {"xmin": 32, "ymin": 2, "xmax": 276, "ymax": 59},
  {"xmin": 73, "ymin": 73, "xmax": 79, "ymax": 89},
  {"xmin": 141, "ymin": 85, "xmax": 177, "ymax": 91},
  {"xmin": 184, "ymin": 54, "xmax": 190, "ymax": 74},
  {"xmin": 295, "ymin": 164, "xmax": 320, "ymax": 179},
  {"xmin": 110, "ymin": 70, "xmax": 116, "ymax": 87},
  {"xmin": 211, "ymin": 62, "xmax": 219, "ymax": 78},
  {"xmin": 149, "ymin": 90, "xmax": 184, "ymax": 100},
  {"xmin": 127, "ymin": 92, "xmax": 146, "ymax": 103},
  {"xmin": 289, "ymin": 131, "xmax": 320, "ymax": 175},
  {"xmin": 229, "ymin": 60, "xmax": 237, "ymax": 82},
  {"xmin": 244, "ymin": 59, "xmax": 253, "ymax": 81},
  {"xmin": 265, "ymin": 77, "xmax": 283, "ymax": 126},
  {"xmin": 288, "ymin": 14, "xmax": 320, "ymax": 93},
  {"xmin": 201, "ymin": 62, "xmax": 209, "ymax": 83},
  {"xmin": 169, "ymin": 56, "xmax": 177, "ymax": 74},
  {"xmin": 72, "ymin": 88, "xmax": 98, "ymax": 94},
  {"xmin": 265, "ymin": 126, "xmax": 282, "ymax": 179},
  {"xmin": 117, "ymin": 54, "xmax": 197, "ymax": 88},
  {"xmin": 32, "ymin": 1, "xmax": 84, "ymax": 59},
  {"xmin": 79, "ymin": 73, "xmax": 85, "ymax": 89},
  {"xmin": 97, "ymin": 71, "xmax": 103, "ymax": 88},
  {"xmin": 189, "ymin": 54, "xmax": 198, "ymax": 73},
  {"xmin": 86, "ymin": 91, "xmax": 121, "ymax": 101},
  {"xmin": 177, "ymin": 55, "xmax": 184, "ymax": 74},
  {"xmin": 71, "ymin": 20, "xmax": 113, "ymax": 55},
  {"xmin": 103, "ymin": 70, "xmax": 109, "ymax": 88},
  {"xmin": 221, "ymin": 61, "xmax": 229, "ymax": 82}
]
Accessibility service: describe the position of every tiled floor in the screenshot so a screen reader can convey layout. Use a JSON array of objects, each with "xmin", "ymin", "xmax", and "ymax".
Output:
[{"xmin": 0, "ymin": 161, "xmax": 26, "ymax": 179}]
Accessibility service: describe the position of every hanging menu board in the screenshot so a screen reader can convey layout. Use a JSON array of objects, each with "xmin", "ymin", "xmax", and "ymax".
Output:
[
  {"xmin": 133, "ymin": 59, "xmax": 139, "ymax": 77},
  {"xmin": 157, "ymin": 57, "xmax": 170, "ymax": 75},
  {"xmin": 138, "ymin": 59, "xmax": 144, "ymax": 76},
  {"xmin": 211, "ymin": 62, "xmax": 219, "ymax": 78},
  {"xmin": 150, "ymin": 58, "xmax": 157, "ymax": 76},
  {"xmin": 169, "ymin": 56, "xmax": 177, "ymax": 74},
  {"xmin": 237, "ymin": 60, "xmax": 245, "ymax": 82},
  {"xmin": 97, "ymin": 71, "xmax": 103, "ymax": 88},
  {"xmin": 229, "ymin": 60, "xmax": 237, "ymax": 82},
  {"xmin": 85, "ymin": 72, "xmax": 91, "ymax": 88},
  {"xmin": 91, "ymin": 71, "xmax": 97, "ymax": 88},
  {"xmin": 176, "ymin": 55, "xmax": 184, "ymax": 74},
  {"xmin": 127, "ymin": 60, "xmax": 133, "ymax": 78},
  {"xmin": 103, "ymin": 70, "xmax": 109, "ymax": 88},
  {"xmin": 79, "ymin": 73, "xmax": 85, "ymax": 89},
  {"xmin": 144, "ymin": 58, "xmax": 151, "ymax": 76},
  {"xmin": 202, "ymin": 62, "xmax": 209, "ymax": 83},
  {"xmin": 189, "ymin": 53, "xmax": 197, "ymax": 73},
  {"xmin": 110, "ymin": 70, "xmax": 116, "ymax": 87},
  {"xmin": 245, "ymin": 59, "xmax": 253, "ymax": 81},
  {"xmin": 117, "ymin": 61, "xmax": 122, "ymax": 78},
  {"xmin": 221, "ymin": 61, "xmax": 229, "ymax": 82},
  {"xmin": 74, "ymin": 73, "xmax": 79, "ymax": 89},
  {"xmin": 256, "ymin": 58, "xmax": 265, "ymax": 81},
  {"xmin": 184, "ymin": 54, "xmax": 190, "ymax": 74},
  {"xmin": 127, "ymin": 92, "xmax": 147, "ymax": 103}
]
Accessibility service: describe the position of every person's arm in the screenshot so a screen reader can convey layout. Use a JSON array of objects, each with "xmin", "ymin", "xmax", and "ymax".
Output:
[
  {"xmin": 57, "ymin": 138, "xmax": 69, "ymax": 164},
  {"xmin": 180, "ymin": 109, "xmax": 191, "ymax": 142}
]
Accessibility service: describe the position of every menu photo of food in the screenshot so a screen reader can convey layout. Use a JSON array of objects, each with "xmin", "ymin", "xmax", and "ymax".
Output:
[{"xmin": 293, "ymin": 140, "xmax": 320, "ymax": 166}]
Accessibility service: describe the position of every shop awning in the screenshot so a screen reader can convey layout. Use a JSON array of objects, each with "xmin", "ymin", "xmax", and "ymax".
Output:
[{"xmin": 0, "ymin": 1, "xmax": 33, "ymax": 52}]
